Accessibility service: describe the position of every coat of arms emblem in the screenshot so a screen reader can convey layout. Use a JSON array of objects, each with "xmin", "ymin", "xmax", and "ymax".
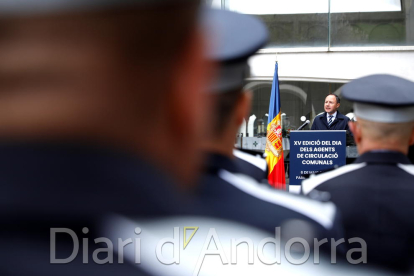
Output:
[{"xmin": 266, "ymin": 120, "xmax": 283, "ymax": 158}]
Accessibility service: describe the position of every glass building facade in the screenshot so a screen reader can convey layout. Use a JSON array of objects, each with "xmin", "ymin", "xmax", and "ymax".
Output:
[
  {"xmin": 205, "ymin": 0, "xmax": 414, "ymax": 140},
  {"xmin": 210, "ymin": 0, "xmax": 414, "ymax": 48}
]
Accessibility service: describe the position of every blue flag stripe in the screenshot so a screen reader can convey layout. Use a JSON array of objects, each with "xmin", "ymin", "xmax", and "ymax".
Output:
[{"xmin": 267, "ymin": 62, "xmax": 281, "ymax": 125}]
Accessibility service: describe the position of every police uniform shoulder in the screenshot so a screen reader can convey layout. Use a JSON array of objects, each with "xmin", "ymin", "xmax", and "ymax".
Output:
[
  {"xmin": 218, "ymin": 169, "xmax": 338, "ymax": 230},
  {"xmin": 302, "ymin": 163, "xmax": 367, "ymax": 195},
  {"xmin": 233, "ymin": 149, "xmax": 266, "ymax": 169}
]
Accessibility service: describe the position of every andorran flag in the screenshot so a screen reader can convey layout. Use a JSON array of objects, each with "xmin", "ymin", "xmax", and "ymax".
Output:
[{"xmin": 265, "ymin": 61, "xmax": 286, "ymax": 189}]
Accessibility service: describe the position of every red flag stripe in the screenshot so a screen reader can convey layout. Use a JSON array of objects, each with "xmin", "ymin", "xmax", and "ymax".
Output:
[{"xmin": 268, "ymin": 155, "xmax": 286, "ymax": 189}]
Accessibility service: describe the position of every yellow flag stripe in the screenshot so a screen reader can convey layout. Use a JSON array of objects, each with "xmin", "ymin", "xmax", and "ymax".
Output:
[{"xmin": 265, "ymin": 113, "xmax": 284, "ymax": 174}]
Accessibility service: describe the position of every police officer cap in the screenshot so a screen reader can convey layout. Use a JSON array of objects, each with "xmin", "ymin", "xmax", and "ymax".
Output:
[
  {"xmin": 341, "ymin": 74, "xmax": 414, "ymax": 123},
  {"xmin": 203, "ymin": 9, "xmax": 268, "ymax": 92}
]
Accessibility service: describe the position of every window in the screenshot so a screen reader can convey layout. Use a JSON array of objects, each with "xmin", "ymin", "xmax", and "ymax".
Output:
[{"xmin": 216, "ymin": 0, "xmax": 414, "ymax": 48}]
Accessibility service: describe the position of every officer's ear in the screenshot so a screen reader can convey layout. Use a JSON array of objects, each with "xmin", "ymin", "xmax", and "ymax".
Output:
[{"xmin": 349, "ymin": 121, "xmax": 361, "ymax": 144}]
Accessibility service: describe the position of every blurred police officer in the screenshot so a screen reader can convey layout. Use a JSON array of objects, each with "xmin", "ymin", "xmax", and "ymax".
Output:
[
  {"xmin": 302, "ymin": 74, "xmax": 414, "ymax": 271},
  {"xmin": 197, "ymin": 11, "xmax": 344, "ymax": 244},
  {"xmin": 233, "ymin": 148, "xmax": 269, "ymax": 183},
  {"xmin": 0, "ymin": 1, "xmax": 213, "ymax": 275},
  {"xmin": 200, "ymin": 8, "xmax": 268, "ymax": 183}
]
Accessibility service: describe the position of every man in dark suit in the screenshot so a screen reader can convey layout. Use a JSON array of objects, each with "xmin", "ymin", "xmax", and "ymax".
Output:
[
  {"xmin": 302, "ymin": 74, "xmax": 414, "ymax": 272},
  {"xmin": 311, "ymin": 94, "xmax": 350, "ymax": 131}
]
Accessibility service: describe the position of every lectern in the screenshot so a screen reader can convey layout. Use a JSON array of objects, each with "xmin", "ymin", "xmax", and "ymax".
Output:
[{"xmin": 289, "ymin": 130, "xmax": 346, "ymax": 193}]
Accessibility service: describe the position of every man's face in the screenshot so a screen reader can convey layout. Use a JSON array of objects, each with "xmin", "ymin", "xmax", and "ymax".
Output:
[{"xmin": 324, "ymin": 95, "xmax": 340, "ymax": 115}]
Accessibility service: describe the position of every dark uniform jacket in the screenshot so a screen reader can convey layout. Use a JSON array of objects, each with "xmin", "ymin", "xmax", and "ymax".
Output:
[
  {"xmin": 0, "ymin": 143, "xmax": 204, "ymax": 276},
  {"xmin": 311, "ymin": 111, "xmax": 350, "ymax": 131},
  {"xmin": 302, "ymin": 151, "xmax": 414, "ymax": 271},
  {"xmin": 233, "ymin": 148, "xmax": 268, "ymax": 183},
  {"xmin": 198, "ymin": 152, "xmax": 345, "ymax": 242}
]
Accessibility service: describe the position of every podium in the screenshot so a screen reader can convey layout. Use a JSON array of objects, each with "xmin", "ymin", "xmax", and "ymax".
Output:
[{"xmin": 289, "ymin": 130, "xmax": 346, "ymax": 194}]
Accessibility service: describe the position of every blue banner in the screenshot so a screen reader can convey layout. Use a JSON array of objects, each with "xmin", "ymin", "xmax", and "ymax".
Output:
[{"xmin": 289, "ymin": 130, "xmax": 346, "ymax": 186}]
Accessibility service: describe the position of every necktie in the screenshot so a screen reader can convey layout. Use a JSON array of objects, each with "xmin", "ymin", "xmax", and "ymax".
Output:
[{"xmin": 328, "ymin": 115, "xmax": 333, "ymax": 126}]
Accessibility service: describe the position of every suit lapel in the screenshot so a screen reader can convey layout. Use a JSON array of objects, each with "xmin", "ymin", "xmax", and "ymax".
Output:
[
  {"xmin": 329, "ymin": 117, "xmax": 338, "ymax": 129},
  {"xmin": 321, "ymin": 113, "xmax": 329, "ymax": 129},
  {"xmin": 329, "ymin": 112, "xmax": 342, "ymax": 129}
]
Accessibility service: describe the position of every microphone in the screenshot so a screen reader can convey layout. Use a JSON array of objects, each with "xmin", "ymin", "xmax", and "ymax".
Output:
[{"xmin": 297, "ymin": 120, "xmax": 310, "ymax": 130}]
